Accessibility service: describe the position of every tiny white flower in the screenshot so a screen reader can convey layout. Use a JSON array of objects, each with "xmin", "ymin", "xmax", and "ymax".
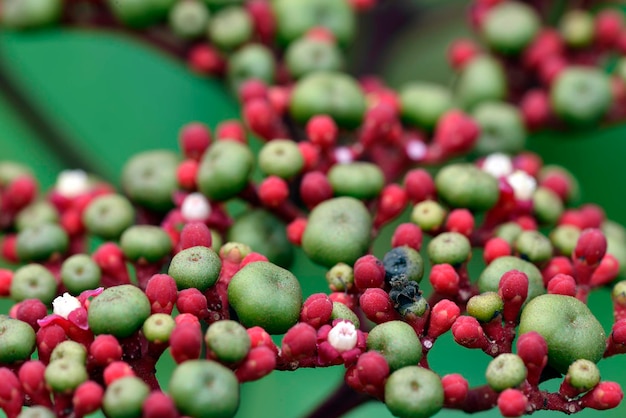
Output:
[
  {"xmin": 52, "ymin": 293, "xmax": 81, "ymax": 319},
  {"xmin": 507, "ymin": 170, "xmax": 537, "ymax": 201},
  {"xmin": 327, "ymin": 321, "xmax": 358, "ymax": 353},
  {"xmin": 406, "ymin": 139, "xmax": 427, "ymax": 161},
  {"xmin": 181, "ymin": 193, "xmax": 212, "ymax": 221},
  {"xmin": 481, "ymin": 153, "xmax": 513, "ymax": 178},
  {"xmin": 56, "ymin": 169, "xmax": 90, "ymax": 198},
  {"xmin": 334, "ymin": 147, "xmax": 354, "ymax": 164}
]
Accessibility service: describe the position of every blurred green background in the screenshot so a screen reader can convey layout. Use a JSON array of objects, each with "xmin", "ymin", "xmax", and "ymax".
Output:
[{"xmin": 1, "ymin": 2, "xmax": 626, "ymax": 417}]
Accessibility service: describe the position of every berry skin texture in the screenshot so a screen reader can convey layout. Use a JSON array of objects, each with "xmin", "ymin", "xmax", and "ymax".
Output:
[
  {"xmin": 481, "ymin": 1, "xmax": 540, "ymax": 54},
  {"xmin": 205, "ymin": 320, "xmax": 251, "ymax": 364},
  {"xmin": 327, "ymin": 162, "xmax": 385, "ymax": 200},
  {"xmin": 367, "ymin": 321, "xmax": 422, "ymax": 371},
  {"xmin": 102, "ymin": 376, "xmax": 150, "ymax": 418},
  {"xmin": 485, "ymin": 353, "xmax": 528, "ymax": 392},
  {"xmin": 197, "ymin": 140, "xmax": 255, "ymax": 201},
  {"xmin": 87, "ymin": 285, "xmax": 151, "ymax": 338},
  {"xmin": 120, "ymin": 225, "xmax": 173, "ymax": 263},
  {"xmin": 519, "ymin": 294, "xmax": 606, "ymax": 373},
  {"xmin": 169, "ymin": 359, "xmax": 240, "ymax": 418},
  {"xmin": 498, "ymin": 388, "xmax": 528, "ymax": 417},
  {"xmin": 227, "ymin": 261, "xmax": 302, "ymax": 334},
  {"xmin": 168, "ymin": 245, "xmax": 221, "ymax": 292},
  {"xmin": 478, "ymin": 256, "xmax": 545, "ymax": 303},
  {"xmin": 302, "ymin": 197, "xmax": 372, "ymax": 267},
  {"xmin": 384, "ymin": 366, "xmax": 444, "ymax": 418},
  {"xmin": 0, "ymin": 315, "xmax": 36, "ymax": 363},
  {"xmin": 258, "ymin": 139, "xmax": 304, "ymax": 179},
  {"xmin": 435, "ymin": 163, "xmax": 500, "ymax": 211}
]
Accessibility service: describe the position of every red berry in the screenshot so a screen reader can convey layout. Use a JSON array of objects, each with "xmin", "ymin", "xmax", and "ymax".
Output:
[
  {"xmin": 442, "ymin": 373, "xmax": 469, "ymax": 405},
  {"xmin": 258, "ymin": 176, "xmax": 289, "ymax": 207},
  {"xmin": 216, "ymin": 120, "xmax": 247, "ymax": 143},
  {"xmin": 103, "ymin": 361, "xmax": 135, "ymax": 386},
  {"xmin": 169, "ymin": 322, "xmax": 202, "ymax": 364},
  {"xmin": 580, "ymin": 381, "xmax": 624, "ymax": 410},
  {"xmin": 298, "ymin": 141, "xmax": 321, "ymax": 172},
  {"xmin": 498, "ymin": 270, "xmax": 529, "ymax": 322},
  {"xmin": 498, "ymin": 388, "xmax": 528, "ymax": 417},
  {"xmin": 188, "ymin": 44, "xmax": 225, "ymax": 75},
  {"xmin": 306, "ymin": 115, "xmax": 338, "ymax": 149},
  {"xmin": 391, "ymin": 223, "xmax": 423, "ymax": 251},
  {"xmin": 142, "ymin": 391, "xmax": 178, "ymax": 418},
  {"xmin": 448, "ymin": 39, "xmax": 480, "ymax": 70},
  {"xmin": 235, "ymin": 346, "xmax": 277, "ymax": 382},
  {"xmin": 428, "ymin": 299, "xmax": 461, "ymax": 339},
  {"xmin": 374, "ymin": 184, "xmax": 408, "ymax": 227},
  {"xmin": 145, "ymin": 274, "xmax": 178, "ymax": 315},
  {"xmin": 179, "ymin": 122, "xmax": 211, "ymax": 160},
  {"xmin": 286, "ymin": 218, "xmax": 307, "ymax": 246},
  {"xmin": 451, "ymin": 316, "xmax": 489, "ymax": 350},
  {"xmin": 484, "ymin": 237, "xmax": 512, "ymax": 264},
  {"xmin": 90, "ymin": 334, "xmax": 123, "ymax": 367},
  {"xmin": 547, "ymin": 273, "xmax": 577, "ymax": 297},
  {"xmin": 281, "ymin": 323, "xmax": 318, "ymax": 361},
  {"xmin": 359, "ymin": 288, "xmax": 400, "ymax": 324},
  {"xmin": 445, "ymin": 208, "xmax": 474, "ymax": 237},
  {"xmin": 300, "ymin": 171, "xmax": 333, "ymax": 209},
  {"xmin": 73, "ymin": 381, "xmax": 104, "ymax": 417},
  {"xmin": 177, "ymin": 159, "xmax": 199, "ymax": 190},
  {"xmin": 239, "ymin": 79, "xmax": 268, "ymax": 103},
  {"xmin": 177, "ymin": 288, "xmax": 209, "ymax": 320},
  {"xmin": 353, "ymin": 255, "xmax": 385, "ymax": 290},
  {"xmin": 520, "ymin": 89, "xmax": 551, "ymax": 130},
  {"xmin": 595, "ymin": 9, "xmax": 623, "ymax": 48}
]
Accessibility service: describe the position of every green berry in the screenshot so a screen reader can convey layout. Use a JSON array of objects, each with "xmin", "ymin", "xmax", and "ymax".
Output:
[
  {"xmin": 0, "ymin": 315, "xmax": 36, "ymax": 363},
  {"xmin": 289, "ymin": 71, "xmax": 366, "ymax": 128},
  {"xmin": 227, "ymin": 43, "xmax": 275, "ymax": 91},
  {"xmin": 227, "ymin": 210, "xmax": 293, "ymax": 267},
  {"xmin": 45, "ymin": 359, "xmax": 88, "ymax": 393},
  {"xmin": 61, "ymin": 254, "xmax": 102, "ymax": 294},
  {"xmin": 169, "ymin": 360, "xmax": 240, "ymax": 418},
  {"xmin": 302, "ymin": 197, "xmax": 372, "ymax": 267},
  {"xmin": 435, "ymin": 163, "xmax": 500, "ymax": 211},
  {"xmin": 325, "ymin": 263, "xmax": 354, "ymax": 292},
  {"xmin": 142, "ymin": 313, "xmax": 176, "ymax": 343},
  {"xmin": 208, "ymin": 6, "xmax": 253, "ymax": 50},
  {"xmin": 384, "ymin": 366, "xmax": 444, "ymax": 418},
  {"xmin": 17, "ymin": 406, "xmax": 55, "ymax": 418},
  {"xmin": 285, "ymin": 37, "xmax": 344, "ymax": 79},
  {"xmin": 410, "ymin": 200, "xmax": 446, "ymax": 232},
  {"xmin": 481, "ymin": 1, "xmax": 540, "ymax": 54},
  {"xmin": 477, "ymin": 256, "xmax": 545, "ymax": 302},
  {"xmin": 538, "ymin": 165, "xmax": 580, "ymax": 203},
  {"xmin": 467, "ymin": 292, "xmax": 504, "ymax": 322},
  {"xmin": 168, "ymin": 245, "xmax": 221, "ymax": 291},
  {"xmin": 559, "ymin": 9, "xmax": 594, "ymax": 48},
  {"xmin": 122, "ymin": 150, "xmax": 180, "ymax": 212},
  {"xmin": 455, "ymin": 56, "xmax": 507, "ymax": 110},
  {"xmin": 485, "ymin": 353, "xmax": 527, "ymax": 392},
  {"xmin": 197, "ymin": 140, "xmax": 255, "ymax": 201},
  {"xmin": 367, "ymin": 321, "xmax": 422, "ymax": 371},
  {"xmin": 519, "ymin": 294, "xmax": 606, "ymax": 373},
  {"xmin": 330, "ymin": 301, "xmax": 360, "ymax": 329},
  {"xmin": 550, "ymin": 225, "xmax": 581, "ymax": 257},
  {"xmin": 11, "ymin": 264, "xmax": 58, "ymax": 305},
  {"xmin": 472, "ymin": 101, "xmax": 526, "ymax": 155},
  {"xmin": 1, "ymin": 0, "xmax": 62, "ymax": 29},
  {"xmin": 566, "ymin": 359, "xmax": 600, "ymax": 391},
  {"xmin": 50, "ymin": 340, "xmax": 87, "ymax": 364},
  {"xmin": 532, "ymin": 187, "xmax": 564, "ymax": 225},
  {"xmin": 383, "ymin": 246, "xmax": 424, "ymax": 284},
  {"xmin": 168, "ymin": 0, "xmax": 210, "ymax": 39},
  {"xmin": 494, "ymin": 222, "xmax": 523, "ymax": 245},
  {"xmin": 120, "ymin": 225, "xmax": 173, "ymax": 263},
  {"xmin": 399, "ymin": 82, "xmax": 454, "ymax": 131},
  {"xmin": 427, "ymin": 232, "xmax": 472, "ymax": 266},
  {"xmin": 83, "ymin": 194, "xmax": 135, "ymax": 240},
  {"xmin": 514, "ymin": 230, "xmax": 553, "ymax": 264},
  {"xmin": 15, "ymin": 201, "xmax": 59, "ymax": 232},
  {"xmin": 205, "ymin": 320, "xmax": 251, "ymax": 363},
  {"xmin": 16, "ymin": 223, "xmax": 69, "ymax": 262},
  {"xmin": 258, "ymin": 140, "xmax": 304, "ymax": 179},
  {"xmin": 103, "ymin": 376, "xmax": 150, "ymax": 418},
  {"xmin": 327, "ymin": 162, "xmax": 385, "ymax": 200},
  {"xmin": 88, "ymin": 285, "xmax": 151, "ymax": 338},
  {"xmin": 228, "ymin": 261, "xmax": 302, "ymax": 334}
]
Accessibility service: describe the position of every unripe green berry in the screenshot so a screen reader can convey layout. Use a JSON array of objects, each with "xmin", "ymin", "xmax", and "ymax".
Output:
[
  {"xmin": 478, "ymin": 256, "xmax": 545, "ymax": 302},
  {"xmin": 61, "ymin": 254, "xmax": 102, "ymax": 295},
  {"xmin": 45, "ymin": 359, "xmax": 88, "ymax": 393},
  {"xmin": 208, "ymin": 6, "xmax": 253, "ymax": 50},
  {"xmin": 486, "ymin": 353, "xmax": 527, "ymax": 392},
  {"xmin": 197, "ymin": 140, "xmax": 255, "ymax": 201},
  {"xmin": 326, "ymin": 263, "xmax": 354, "ymax": 292},
  {"xmin": 367, "ymin": 321, "xmax": 422, "ymax": 371},
  {"xmin": 550, "ymin": 225, "xmax": 581, "ymax": 257},
  {"xmin": 285, "ymin": 37, "xmax": 344, "ymax": 79},
  {"xmin": 427, "ymin": 232, "xmax": 472, "ymax": 266},
  {"xmin": 169, "ymin": 0, "xmax": 210, "ymax": 39},
  {"xmin": 481, "ymin": 1, "xmax": 540, "ymax": 54},
  {"xmin": 168, "ymin": 245, "xmax": 221, "ymax": 291},
  {"xmin": 455, "ymin": 56, "xmax": 506, "ymax": 110},
  {"xmin": 17, "ymin": 406, "xmax": 55, "ymax": 418},
  {"xmin": 410, "ymin": 200, "xmax": 446, "ymax": 232},
  {"xmin": 384, "ymin": 366, "xmax": 444, "ymax": 418},
  {"xmin": 83, "ymin": 194, "xmax": 135, "ymax": 240},
  {"xmin": 205, "ymin": 320, "xmax": 251, "ymax": 363},
  {"xmin": 567, "ymin": 359, "xmax": 600, "ymax": 391},
  {"xmin": 120, "ymin": 225, "xmax": 173, "ymax": 263},
  {"xmin": 327, "ymin": 162, "xmax": 385, "ymax": 200},
  {"xmin": 142, "ymin": 313, "xmax": 176, "ymax": 343},
  {"xmin": 559, "ymin": 9, "xmax": 594, "ymax": 48},
  {"xmin": 88, "ymin": 285, "xmax": 151, "ymax": 338},
  {"xmin": 330, "ymin": 302, "xmax": 360, "ymax": 329},
  {"xmin": 472, "ymin": 101, "xmax": 526, "ymax": 155},
  {"xmin": 494, "ymin": 222, "xmax": 523, "ymax": 245},
  {"xmin": 258, "ymin": 139, "xmax": 304, "ymax": 179},
  {"xmin": 514, "ymin": 230, "xmax": 553, "ymax": 264},
  {"xmin": 122, "ymin": 150, "xmax": 180, "ymax": 212},
  {"xmin": 399, "ymin": 82, "xmax": 454, "ymax": 131},
  {"xmin": 15, "ymin": 201, "xmax": 59, "ymax": 232},
  {"xmin": 219, "ymin": 242, "xmax": 252, "ymax": 263},
  {"xmin": 103, "ymin": 376, "xmax": 150, "ymax": 418},
  {"xmin": 16, "ymin": 223, "xmax": 69, "ymax": 262},
  {"xmin": 11, "ymin": 263, "xmax": 58, "ymax": 305},
  {"xmin": 0, "ymin": 315, "xmax": 36, "ymax": 363},
  {"xmin": 227, "ymin": 43, "xmax": 276, "ymax": 91},
  {"xmin": 50, "ymin": 340, "xmax": 87, "ymax": 364},
  {"xmin": 533, "ymin": 187, "xmax": 564, "ymax": 225},
  {"xmin": 435, "ymin": 163, "xmax": 500, "ymax": 211},
  {"xmin": 467, "ymin": 292, "xmax": 504, "ymax": 322}
]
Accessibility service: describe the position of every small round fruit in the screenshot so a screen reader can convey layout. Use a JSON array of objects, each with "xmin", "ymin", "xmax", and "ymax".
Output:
[
  {"xmin": 227, "ymin": 261, "xmax": 302, "ymax": 334},
  {"xmin": 44, "ymin": 359, "xmax": 88, "ymax": 393},
  {"xmin": 142, "ymin": 313, "xmax": 176, "ymax": 343},
  {"xmin": 258, "ymin": 140, "xmax": 304, "ymax": 179},
  {"xmin": 481, "ymin": 1, "xmax": 540, "ymax": 54},
  {"xmin": 120, "ymin": 225, "xmax": 173, "ymax": 263},
  {"xmin": 533, "ymin": 187, "xmax": 563, "ymax": 225},
  {"xmin": 122, "ymin": 150, "xmax": 180, "ymax": 212},
  {"xmin": 559, "ymin": 9, "xmax": 594, "ymax": 48},
  {"xmin": 168, "ymin": 0, "xmax": 210, "ymax": 39},
  {"xmin": 327, "ymin": 162, "xmax": 385, "ymax": 200},
  {"xmin": 50, "ymin": 340, "xmax": 87, "ymax": 364},
  {"xmin": 88, "ymin": 285, "xmax": 151, "ymax": 338},
  {"xmin": 1, "ymin": 0, "xmax": 62, "ymax": 29},
  {"xmin": 168, "ymin": 246, "xmax": 221, "ymax": 291},
  {"xmin": 0, "ymin": 315, "xmax": 36, "ymax": 363},
  {"xmin": 383, "ymin": 246, "xmax": 424, "ymax": 284},
  {"xmin": 367, "ymin": 321, "xmax": 422, "ymax": 371},
  {"xmin": 455, "ymin": 56, "xmax": 506, "ymax": 110},
  {"xmin": 103, "ymin": 376, "xmax": 150, "ymax": 418},
  {"xmin": 550, "ymin": 67, "xmax": 611, "ymax": 127},
  {"xmin": 472, "ymin": 101, "xmax": 526, "ymax": 155},
  {"xmin": 169, "ymin": 360, "xmax": 239, "ymax": 418},
  {"xmin": 289, "ymin": 71, "xmax": 366, "ymax": 128},
  {"xmin": 83, "ymin": 194, "xmax": 135, "ymax": 240},
  {"xmin": 205, "ymin": 320, "xmax": 251, "ymax": 363},
  {"xmin": 485, "ymin": 353, "xmax": 527, "ymax": 392},
  {"xmin": 61, "ymin": 254, "xmax": 102, "ymax": 294},
  {"xmin": 477, "ymin": 256, "xmax": 545, "ymax": 302},
  {"xmin": 384, "ymin": 366, "xmax": 444, "ymax": 418},
  {"xmin": 197, "ymin": 140, "xmax": 255, "ymax": 201},
  {"xmin": 284, "ymin": 37, "xmax": 344, "ymax": 79},
  {"xmin": 435, "ymin": 163, "xmax": 500, "ymax": 211},
  {"xmin": 427, "ymin": 232, "xmax": 472, "ymax": 266},
  {"xmin": 399, "ymin": 82, "xmax": 454, "ymax": 131},
  {"xmin": 519, "ymin": 294, "xmax": 606, "ymax": 373},
  {"xmin": 301, "ymin": 197, "xmax": 372, "ymax": 267},
  {"xmin": 16, "ymin": 223, "xmax": 69, "ymax": 262},
  {"xmin": 207, "ymin": 6, "xmax": 253, "ymax": 50},
  {"xmin": 11, "ymin": 264, "xmax": 58, "ymax": 305},
  {"xmin": 15, "ymin": 201, "xmax": 59, "ymax": 232},
  {"xmin": 227, "ymin": 43, "xmax": 275, "ymax": 91}
]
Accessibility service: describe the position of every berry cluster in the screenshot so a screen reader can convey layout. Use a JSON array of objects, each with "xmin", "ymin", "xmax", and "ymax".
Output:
[{"xmin": 2, "ymin": 1, "xmax": 626, "ymax": 418}]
